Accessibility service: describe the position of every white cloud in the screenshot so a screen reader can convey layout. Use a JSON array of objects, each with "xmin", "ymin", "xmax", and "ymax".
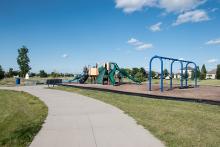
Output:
[
  {"xmin": 62, "ymin": 54, "xmax": 68, "ymax": 58},
  {"xmin": 127, "ymin": 38, "xmax": 143, "ymax": 45},
  {"xmin": 115, "ymin": 0, "xmax": 206, "ymax": 13},
  {"xmin": 136, "ymin": 43, "xmax": 153, "ymax": 50},
  {"xmin": 149, "ymin": 22, "xmax": 162, "ymax": 32},
  {"xmin": 173, "ymin": 10, "xmax": 209, "ymax": 26},
  {"xmin": 159, "ymin": 0, "xmax": 206, "ymax": 13},
  {"xmin": 127, "ymin": 38, "xmax": 153, "ymax": 51},
  {"xmin": 207, "ymin": 58, "xmax": 218, "ymax": 63},
  {"xmin": 179, "ymin": 58, "xmax": 184, "ymax": 60},
  {"xmin": 115, "ymin": 0, "xmax": 157, "ymax": 13},
  {"xmin": 205, "ymin": 38, "xmax": 220, "ymax": 45}
]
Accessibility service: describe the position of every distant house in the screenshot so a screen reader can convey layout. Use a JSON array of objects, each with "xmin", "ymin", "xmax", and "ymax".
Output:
[
  {"xmin": 206, "ymin": 69, "xmax": 216, "ymax": 79},
  {"xmin": 174, "ymin": 66, "xmax": 194, "ymax": 79}
]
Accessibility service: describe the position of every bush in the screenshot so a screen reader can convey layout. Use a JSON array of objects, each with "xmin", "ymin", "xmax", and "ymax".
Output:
[
  {"xmin": 134, "ymin": 72, "xmax": 145, "ymax": 82},
  {"xmin": 39, "ymin": 70, "xmax": 48, "ymax": 78}
]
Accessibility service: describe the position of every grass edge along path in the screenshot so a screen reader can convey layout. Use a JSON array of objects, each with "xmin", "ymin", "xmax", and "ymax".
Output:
[
  {"xmin": 0, "ymin": 90, "xmax": 48, "ymax": 147},
  {"xmin": 51, "ymin": 86, "xmax": 220, "ymax": 147}
]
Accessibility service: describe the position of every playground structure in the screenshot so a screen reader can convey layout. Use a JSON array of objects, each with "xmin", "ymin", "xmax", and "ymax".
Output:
[
  {"xmin": 67, "ymin": 55, "xmax": 199, "ymax": 93},
  {"xmin": 149, "ymin": 55, "xmax": 198, "ymax": 92},
  {"xmin": 61, "ymin": 55, "xmax": 220, "ymax": 104},
  {"xmin": 69, "ymin": 62, "xmax": 141, "ymax": 85}
]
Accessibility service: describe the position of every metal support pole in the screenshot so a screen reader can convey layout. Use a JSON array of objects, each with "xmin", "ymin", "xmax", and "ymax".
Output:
[
  {"xmin": 149, "ymin": 57, "xmax": 154, "ymax": 91},
  {"xmin": 180, "ymin": 61, "xmax": 183, "ymax": 88},
  {"xmin": 160, "ymin": 58, "xmax": 164, "ymax": 92},
  {"xmin": 170, "ymin": 61, "xmax": 174, "ymax": 89},
  {"xmin": 185, "ymin": 63, "xmax": 189, "ymax": 87}
]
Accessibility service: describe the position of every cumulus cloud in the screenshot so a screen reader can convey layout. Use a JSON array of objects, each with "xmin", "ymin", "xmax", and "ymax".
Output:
[
  {"xmin": 61, "ymin": 54, "xmax": 68, "ymax": 58},
  {"xmin": 127, "ymin": 38, "xmax": 143, "ymax": 45},
  {"xmin": 207, "ymin": 58, "xmax": 218, "ymax": 63},
  {"xmin": 115, "ymin": 0, "xmax": 157, "ymax": 13},
  {"xmin": 205, "ymin": 38, "xmax": 220, "ymax": 45},
  {"xmin": 127, "ymin": 38, "xmax": 153, "ymax": 50},
  {"xmin": 136, "ymin": 43, "xmax": 153, "ymax": 50},
  {"xmin": 172, "ymin": 10, "xmax": 209, "ymax": 26},
  {"xmin": 115, "ymin": 0, "xmax": 206, "ymax": 13},
  {"xmin": 159, "ymin": 0, "xmax": 206, "ymax": 13},
  {"xmin": 149, "ymin": 22, "xmax": 162, "ymax": 32}
]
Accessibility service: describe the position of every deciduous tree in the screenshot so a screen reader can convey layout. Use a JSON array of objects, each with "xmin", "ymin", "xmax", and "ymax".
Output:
[{"xmin": 17, "ymin": 46, "xmax": 31, "ymax": 77}]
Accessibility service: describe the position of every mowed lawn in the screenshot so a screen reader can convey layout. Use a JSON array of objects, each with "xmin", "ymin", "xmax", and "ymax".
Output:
[
  {"xmin": 0, "ymin": 90, "xmax": 48, "ymax": 147},
  {"xmin": 52, "ymin": 86, "xmax": 220, "ymax": 147}
]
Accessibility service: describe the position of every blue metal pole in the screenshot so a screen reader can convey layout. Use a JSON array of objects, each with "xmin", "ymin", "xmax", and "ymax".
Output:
[
  {"xmin": 160, "ymin": 58, "xmax": 164, "ymax": 92},
  {"xmin": 170, "ymin": 61, "xmax": 175, "ymax": 89},
  {"xmin": 149, "ymin": 57, "xmax": 154, "ymax": 91},
  {"xmin": 185, "ymin": 63, "xmax": 189, "ymax": 87},
  {"xmin": 193, "ymin": 64, "xmax": 197, "ymax": 87},
  {"xmin": 195, "ymin": 66, "xmax": 197, "ymax": 87},
  {"xmin": 180, "ymin": 61, "xmax": 183, "ymax": 88},
  {"xmin": 149, "ymin": 62, "xmax": 152, "ymax": 91}
]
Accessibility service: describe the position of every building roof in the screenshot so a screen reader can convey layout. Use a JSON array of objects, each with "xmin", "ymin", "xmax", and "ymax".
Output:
[
  {"xmin": 207, "ymin": 69, "xmax": 216, "ymax": 74},
  {"xmin": 182, "ymin": 66, "xmax": 194, "ymax": 70}
]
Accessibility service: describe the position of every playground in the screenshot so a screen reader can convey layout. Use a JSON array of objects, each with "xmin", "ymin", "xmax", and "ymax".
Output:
[{"xmin": 61, "ymin": 56, "xmax": 220, "ymax": 104}]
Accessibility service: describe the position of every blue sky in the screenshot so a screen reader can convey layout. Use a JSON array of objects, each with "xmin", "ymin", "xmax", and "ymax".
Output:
[{"xmin": 0, "ymin": 0, "xmax": 220, "ymax": 73}]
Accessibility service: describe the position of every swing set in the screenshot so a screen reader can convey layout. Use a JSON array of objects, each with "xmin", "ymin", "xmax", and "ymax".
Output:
[{"xmin": 149, "ymin": 55, "xmax": 198, "ymax": 92}]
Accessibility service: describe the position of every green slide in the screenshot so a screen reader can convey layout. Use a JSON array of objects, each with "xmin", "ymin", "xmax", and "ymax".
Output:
[
  {"xmin": 109, "ymin": 62, "xmax": 141, "ymax": 85},
  {"xmin": 96, "ymin": 66, "xmax": 107, "ymax": 84},
  {"xmin": 69, "ymin": 74, "xmax": 88, "ymax": 84}
]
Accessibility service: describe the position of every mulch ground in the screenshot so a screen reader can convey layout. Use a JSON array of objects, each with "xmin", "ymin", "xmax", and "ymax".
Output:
[{"xmin": 62, "ymin": 83, "xmax": 220, "ymax": 101}]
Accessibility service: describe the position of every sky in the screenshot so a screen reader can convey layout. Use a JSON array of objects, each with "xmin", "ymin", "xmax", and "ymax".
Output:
[{"xmin": 0, "ymin": 0, "xmax": 220, "ymax": 73}]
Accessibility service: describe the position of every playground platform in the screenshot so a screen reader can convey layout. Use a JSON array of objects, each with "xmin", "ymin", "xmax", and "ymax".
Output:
[{"xmin": 60, "ymin": 83, "xmax": 220, "ymax": 105}]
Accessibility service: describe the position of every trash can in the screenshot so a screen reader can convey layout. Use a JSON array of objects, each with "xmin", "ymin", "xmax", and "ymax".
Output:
[{"xmin": 16, "ymin": 78, "xmax": 20, "ymax": 85}]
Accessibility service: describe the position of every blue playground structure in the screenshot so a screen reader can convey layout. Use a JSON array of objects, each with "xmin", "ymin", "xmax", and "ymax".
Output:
[{"xmin": 149, "ymin": 55, "xmax": 198, "ymax": 92}]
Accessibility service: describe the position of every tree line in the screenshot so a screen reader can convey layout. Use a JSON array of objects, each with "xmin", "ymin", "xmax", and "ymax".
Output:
[{"xmin": 0, "ymin": 46, "xmax": 220, "ymax": 81}]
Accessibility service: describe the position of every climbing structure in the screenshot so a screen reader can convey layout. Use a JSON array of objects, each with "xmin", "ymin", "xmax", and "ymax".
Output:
[{"xmin": 69, "ymin": 62, "xmax": 141, "ymax": 85}]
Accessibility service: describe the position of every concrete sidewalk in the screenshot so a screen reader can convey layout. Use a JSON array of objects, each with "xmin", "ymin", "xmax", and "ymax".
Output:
[{"xmin": 1, "ymin": 86, "xmax": 164, "ymax": 147}]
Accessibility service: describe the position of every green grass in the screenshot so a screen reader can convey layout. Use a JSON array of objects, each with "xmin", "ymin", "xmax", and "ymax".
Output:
[
  {"xmin": 0, "ymin": 90, "xmax": 48, "ymax": 147},
  {"xmin": 52, "ymin": 86, "xmax": 220, "ymax": 147}
]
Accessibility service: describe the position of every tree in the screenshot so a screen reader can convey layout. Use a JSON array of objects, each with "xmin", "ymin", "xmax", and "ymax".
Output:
[
  {"xmin": 0, "ymin": 65, "xmax": 5, "ymax": 80},
  {"xmin": 191, "ymin": 67, "xmax": 200, "ymax": 80},
  {"xmin": 163, "ymin": 68, "xmax": 169, "ymax": 78},
  {"xmin": 200, "ymin": 64, "xmax": 207, "ymax": 80},
  {"xmin": 125, "ymin": 68, "xmax": 132, "ymax": 75},
  {"xmin": 8, "ymin": 68, "xmax": 14, "ymax": 77},
  {"xmin": 216, "ymin": 64, "xmax": 220, "ymax": 79},
  {"xmin": 134, "ymin": 72, "xmax": 145, "ymax": 82},
  {"xmin": 17, "ymin": 46, "xmax": 31, "ymax": 77},
  {"xmin": 83, "ymin": 66, "xmax": 89, "ymax": 75},
  {"xmin": 39, "ymin": 70, "xmax": 48, "ymax": 78},
  {"xmin": 151, "ymin": 71, "xmax": 156, "ymax": 79},
  {"xmin": 140, "ymin": 67, "xmax": 147, "ymax": 78},
  {"xmin": 51, "ymin": 72, "xmax": 59, "ymax": 78},
  {"xmin": 131, "ymin": 68, "xmax": 139, "ymax": 76}
]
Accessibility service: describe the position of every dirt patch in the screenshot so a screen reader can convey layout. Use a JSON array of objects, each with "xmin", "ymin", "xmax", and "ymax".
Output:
[{"xmin": 62, "ymin": 83, "xmax": 220, "ymax": 101}]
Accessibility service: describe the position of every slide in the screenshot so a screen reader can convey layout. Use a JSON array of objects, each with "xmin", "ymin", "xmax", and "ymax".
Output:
[
  {"xmin": 69, "ymin": 74, "xmax": 89, "ymax": 84},
  {"xmin": 109, "ymin": 63, "xmax": 141, "ymax": 85},
  {"xmin": 96, "ymin": 66, "xmax": 107, "ymax": 84}
]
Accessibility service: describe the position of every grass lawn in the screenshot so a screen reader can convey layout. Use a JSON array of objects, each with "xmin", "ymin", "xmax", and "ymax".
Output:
[
  {"xmin": 0, "ymin": 90, "xmax": 48, "ymax": 147},
  {"xmin": 52, "ymin": 86, "xmax": 220, "ymax": 147}
]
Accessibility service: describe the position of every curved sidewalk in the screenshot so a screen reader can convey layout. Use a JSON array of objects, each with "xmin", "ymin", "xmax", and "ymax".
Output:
[{"xmin": 1, "ymin": 86, "xmax": 164, "ymax": 147}]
